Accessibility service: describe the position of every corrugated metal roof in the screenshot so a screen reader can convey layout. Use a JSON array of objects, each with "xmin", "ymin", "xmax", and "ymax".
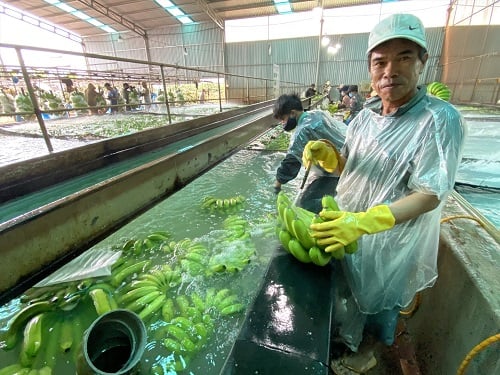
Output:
[{"xmin": 1, "ymin": 0, "xmax": 387, "ymax": 39}]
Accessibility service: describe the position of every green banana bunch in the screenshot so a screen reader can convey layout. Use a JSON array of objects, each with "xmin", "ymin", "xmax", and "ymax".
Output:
[
  {"xmin": 201, "ymin": 195, "xmax": 245, "ymax": 211},
  {"xmin": 276, "ymin": 192, "xmax": 359, "ymax": 264},
  {"xmin": 222, "ymin": 215, "xmax": 251, "ymax": 241},
  {"xmin": 115, "ymin": 264, "xmax": 181, "ymax": 322},
  {"xmin": 122, "ymin": 230, "xmax": 171, "ymax": 255},
  {"xmin": 426, "ymin": 81, "xmax": 451, "ymax": 101},
  {"xmin": 276, "ymin": 191, "xmax": 326, "ymax": 265}
]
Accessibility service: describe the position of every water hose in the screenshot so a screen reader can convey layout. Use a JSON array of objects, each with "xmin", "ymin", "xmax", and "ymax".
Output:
[
  {"xmin": 399, "ymin": 292, "xmax": 421, "ymax": 317},
  {"xmin": 456, "ymin": 333, "xmax": 500, "ymax": 375},
  {"xmin": 440, "ymin": 215, "xmax": 485, "ymax": 226}
]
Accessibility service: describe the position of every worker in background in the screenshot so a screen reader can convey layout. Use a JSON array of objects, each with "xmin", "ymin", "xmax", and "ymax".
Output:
[
  {"xmin": 302, "ymin": 13, "xmax": 466, "ymax": 373},
  {"xmin": 140, "ymin": 81, "xmax": 151, "ymax": 111},
  {"xmin": 272, "ymin": 93, "xmax": 347, "ymax": 213},
  {"xmin": 305, "ymin": 84, "xmax": 317, "ymax": 98},
  {"xmin": 337, "ymin": 85, "xmax": 350, "ymax": 109},
  {"xmin": 122, "ymin": 83, "xmax": 131, "ymax": 111},
  {"xmin": 84, "ymin": 83, "xmax": 99, "ymax": 115},
  {"xmin": 344, "ymin": 85, "xmax": 363, "ymax": 125},
  {"xmin": 305, "ymin": 83, "xmax": 317, "ymax": 108},
  {"xmin": 199, "ymin": 89, "xmax": 206, "ymax": 104},
  {"xmin": 104, "ymin": 83, "xmax": 119, "ymax": 114}
]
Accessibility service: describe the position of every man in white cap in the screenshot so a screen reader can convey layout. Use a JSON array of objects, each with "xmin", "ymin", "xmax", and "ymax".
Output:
[{"xmin": 302, "ymin": 13, "xmax": 466, "ymax": 373}]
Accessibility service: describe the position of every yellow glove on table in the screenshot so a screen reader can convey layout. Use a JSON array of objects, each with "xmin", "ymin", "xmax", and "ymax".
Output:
[
  {"xmin": 310, "ymin": 205, "xmax": 395, "ymax": 253},
  {"xmin": 302, "ymin": 139, "xmax": 340, "ymax": 173}
]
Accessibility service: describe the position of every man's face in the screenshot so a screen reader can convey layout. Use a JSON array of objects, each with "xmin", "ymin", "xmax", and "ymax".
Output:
[{"xmin": 369, "ymin": 38, "xmax": 427, "ymax": 110}]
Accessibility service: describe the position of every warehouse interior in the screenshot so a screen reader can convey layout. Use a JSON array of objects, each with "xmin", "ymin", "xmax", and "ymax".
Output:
[{"xmin": 0, "ymin": 1, "xmax": 499, "ymax": 375}]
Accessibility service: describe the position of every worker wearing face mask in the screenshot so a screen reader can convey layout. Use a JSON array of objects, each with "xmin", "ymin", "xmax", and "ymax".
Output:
[{"xmin": 272, "ymin": 93, "xmax": 347, "ymax": 212}]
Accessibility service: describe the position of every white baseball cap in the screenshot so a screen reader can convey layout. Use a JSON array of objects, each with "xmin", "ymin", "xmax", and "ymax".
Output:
[{"xmin": 367, "ymin": 13, "xmax": 427, "ymax": 54}]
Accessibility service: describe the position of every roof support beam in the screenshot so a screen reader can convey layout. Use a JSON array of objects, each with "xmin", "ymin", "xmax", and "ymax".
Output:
[
  {"xmin": 196, "ymin": 0, "xmax": 224, "ymax": 30},
  {"xmin": 77, "ymin": 0, "xmax": 147, "ymax": 37}
]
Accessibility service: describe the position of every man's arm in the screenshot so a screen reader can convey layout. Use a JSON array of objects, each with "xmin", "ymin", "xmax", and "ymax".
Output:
[{"xmin": 388, "ymin": 192, "xmax": 440, "ymax": 224}]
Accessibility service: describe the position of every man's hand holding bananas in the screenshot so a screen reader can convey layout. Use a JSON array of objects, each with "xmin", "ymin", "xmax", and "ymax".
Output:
[
  {"xmin": 302, "ymin": 139, "xmax": 341, "ymax": 173},
  {"xmin": 310, "ymin": 205, "xmax": 396, "ymax": 253}
]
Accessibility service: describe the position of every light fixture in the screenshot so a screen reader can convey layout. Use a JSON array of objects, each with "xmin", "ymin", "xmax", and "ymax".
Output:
[
  {"xmin": 43, "ymin": 0, "xmax": 117, "ymax": 33},
  {"xmin": 154, "ymin": 0, "xmax": 195, "ymax": 24},
  {"xmin": 321, "ymin": 36, "xmax": 330, "ymax": 47},
  {"xmin": 327, "ymin": 46, "xmax": 338, "ymax": 54},
  {"xmin": 274, "ymin": 0, "xmax": 292, "ymax": 14}
]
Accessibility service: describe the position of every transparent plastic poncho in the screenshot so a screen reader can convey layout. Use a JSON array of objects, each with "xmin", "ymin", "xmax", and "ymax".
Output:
[
  {"xmin": 287, "ymin": 109, "xmax": 346, "ymax": 179},
  {"xmin": 335, "ymin": 90, "xmax": 466, "ymax": 340}
]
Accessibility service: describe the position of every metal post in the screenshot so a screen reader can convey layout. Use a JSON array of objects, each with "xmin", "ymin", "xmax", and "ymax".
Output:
[
  {"xmin": 160, "ymin": 65, "xmax": 172, "ymax": 124},
  {"xmin": 15, "ymin": 47, "xmax": 53, "ymax": 152},
  {"xmin": 217, "ymin": 73, "xmax": 222, "ymax": 113},
  {"xmin": 315, "ymin": 16, "xmax": 324, "ymax": 89}
]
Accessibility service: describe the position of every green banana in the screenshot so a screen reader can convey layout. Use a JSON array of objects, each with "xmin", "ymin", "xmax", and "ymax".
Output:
[
  {"xmin": 291, "ymin": 218, "xmax": 316, "ymax": 249},
  {"xmin": 147, "ymin": 231, "xmax": 170, "ymax": 241},
  {"xmin": 166, "ymin": 325, "xmax": 196, "ymax": 352},
  {"xmin": 330, "ymin": 246, "xmax": 346, "ymax": 260},
  {"xmin": 126, "ymin": 290, "xmax": 162, "ymax": 313},
  {"xmin": 89, "ymin": 288, "xmax": 113, "ymax": 316},
  {"xmin": 21, "ymin": 313, "xmax": 44, "ymax": 358},
  {"xmin": 119, "ymin": 285, "xmax": 159, "ymax": 305},
  {"xmin": 38, "ymin": 368, "xmax": 52, "ymax": 375},
  {"xmin": 309, "ymin": 246, "xmax": 332, "ymax": 266},
  {"xmin": 58, "ymin": 317, "xmax": 73, "ymax": 353},
  {"xmin": 138, "ymin": 293, "xmax": 166, "ymax": 321},
  {"xmin": 164, "ymin": 337, "xmax": 186, "ymax": 353},
  {"xmin": 122, "ymin": 239, "xmax": 136, "ymax": 252},
  {"xmin": 321, "ymin": 195, "xmax": 340, "ymax": 211},
  {"xmin": 2, "ymin": 301, "xmax": 53, "ymax": 350},
  {"xmin": 283, "ymin": 206, "xmax": 296, "ymax": 234},
  {"xmin": 111, "ymin": 260, "xmax": 151, "ymax": 287},
  {"xmin": 217, "ymin": 295, "xmax": 239, "ymax": 310},
  {"xmin": 161, "ymin": 298, "xmax": 176, "ymax": 322},
  {"xmin": 278, "ymin": 229, "xmax": 292, "ymax": 253},
  {"xmin": 0, "ymin": 365, "xmax": 24, "ymax": 375},
  {"xmin": 288, "ymin": 238, "xmax": 312, "ymax": 263},
  {"xmin": 345, "ymin": 241, "xmax": 358, "ymax": 254},
  {"xmin": 220, "ymin": 303, "xmax": 245, "ymax": 316}
]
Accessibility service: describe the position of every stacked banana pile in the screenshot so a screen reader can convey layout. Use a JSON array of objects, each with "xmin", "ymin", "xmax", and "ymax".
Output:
[
  {"xmin": 276, "ymin": 192, "xmax": 357, "ymax": 265},
  {"xmin": 152, "ymin": 288, "xmax": 243, "ymax": 373},
  {"xmin": 1, "ymin": 204, "xmax": 256, "ymax": 373},
  {"xmin": 426, "ymin": 81, "xmax": 451, "ymax": 101},
  {"xmin": 0, "ymin": 277, "xmax": 121, "ymax": 374}
]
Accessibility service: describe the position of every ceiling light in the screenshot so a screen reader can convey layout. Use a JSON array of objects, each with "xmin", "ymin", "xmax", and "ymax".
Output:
[
  {"xmin": 274, "ymin": 0, "xmax": 292, "ymax": 14},
  {"xmin": 43, "ymin": 0, "xmax": 117, "ymax": 34},
  {"xmin": 154, "ymin": 0, "xmax": 195, "ymax": 24},
  {"xmin": 321, "ymin": 36, "xmax": 330, "ymax": 47},
  {"xmin": 327, "ymin": 46, "xmax": 338, "ymax": 54}
]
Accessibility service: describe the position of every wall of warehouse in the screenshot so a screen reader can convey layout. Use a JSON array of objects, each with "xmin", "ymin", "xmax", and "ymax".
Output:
[{"xmin": 81, "ymin": 22, "xmax": 499, "ymax": 105}]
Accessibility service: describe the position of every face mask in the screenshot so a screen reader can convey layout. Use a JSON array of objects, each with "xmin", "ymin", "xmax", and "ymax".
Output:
[
  {"xmin": 283, "ymin": 116, "xmax": 297, "ymax": 131},
  {"xmin": 348, "ymin": 93, "xmax": 353, "ymax": 97}
]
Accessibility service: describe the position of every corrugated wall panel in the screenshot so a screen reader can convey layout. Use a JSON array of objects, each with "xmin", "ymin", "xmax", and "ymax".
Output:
[
  {"xmin": 441, "ymin": 25, "xmax": 500, "ymax": 105},
  {"xmin": 225, "ymin": 27, "xmax": 445, "ymax": 97}
]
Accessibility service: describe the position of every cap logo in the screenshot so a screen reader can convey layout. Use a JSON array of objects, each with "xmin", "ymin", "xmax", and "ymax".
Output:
[{"xmin": 409, "ymin": 25, "xmax": 418, "ymax": 30}]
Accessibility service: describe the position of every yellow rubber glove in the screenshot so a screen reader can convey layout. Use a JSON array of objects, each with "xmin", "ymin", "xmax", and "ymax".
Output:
[
  {"xmin": 310, "ymin": 205, "xmax": 395, "ymax": 253},
  {"xmin": 302, "ymin": 139, "xmax": 340, "ymax": 173}
]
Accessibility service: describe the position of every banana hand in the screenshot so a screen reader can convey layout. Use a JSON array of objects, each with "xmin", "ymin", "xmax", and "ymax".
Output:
[{"xmin": 302, "ymin": 139, "xmax": 340, "ymax": 173}]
